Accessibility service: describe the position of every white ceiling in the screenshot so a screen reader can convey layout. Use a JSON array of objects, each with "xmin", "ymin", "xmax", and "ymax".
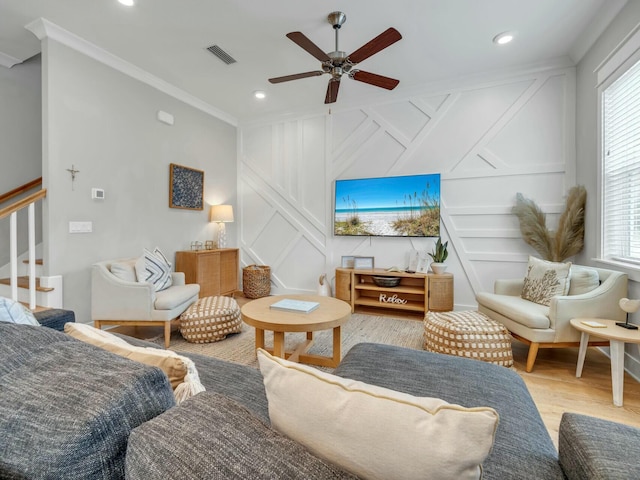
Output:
[{"xmin": 0, "ymin": 0, "xmax": 628, "ymax": 124}]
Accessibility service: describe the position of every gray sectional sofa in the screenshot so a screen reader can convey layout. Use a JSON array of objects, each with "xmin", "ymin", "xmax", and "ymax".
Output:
[{"xmin": 1, "ymin": 322, "xmax": 638, "ymax": 479}]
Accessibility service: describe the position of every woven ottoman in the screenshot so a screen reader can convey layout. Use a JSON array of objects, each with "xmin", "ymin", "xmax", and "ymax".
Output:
[
  {"xmin": 423, "ymin": 310, "xmax": 513, "ymax": 367},
  {"xmin": 179, "ymin": 296, "xmax": 242, "ymax": 343}
]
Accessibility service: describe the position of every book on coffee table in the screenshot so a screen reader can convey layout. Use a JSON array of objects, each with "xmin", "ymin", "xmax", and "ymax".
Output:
[{"xmin": 270, "ymin": 299, "xmax": 320, "ymax": 313}]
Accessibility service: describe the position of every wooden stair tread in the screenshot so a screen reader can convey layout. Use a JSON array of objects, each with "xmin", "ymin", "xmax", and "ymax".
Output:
[
  {"xmin": 0, "ymin": 276, "xmax": 54, "ymax": 292},
  {"xmin": 18, "ymin": 302, "xmax": 50, "ymax": 313},
  {"xmin": 22, "ymin": 259, "xmax": 43, "ymax": 265}
]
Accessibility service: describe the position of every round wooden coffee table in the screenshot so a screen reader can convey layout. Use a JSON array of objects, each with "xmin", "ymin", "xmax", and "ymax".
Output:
[{"xmin": 241, "ymin": 294, "xmax": 351, "ymax": 368}]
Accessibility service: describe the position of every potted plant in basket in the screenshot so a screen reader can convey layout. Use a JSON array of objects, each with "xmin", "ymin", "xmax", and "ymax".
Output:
[{"xmin": 429, "ymin": 237, "xmax": 448, "ymax": 274}]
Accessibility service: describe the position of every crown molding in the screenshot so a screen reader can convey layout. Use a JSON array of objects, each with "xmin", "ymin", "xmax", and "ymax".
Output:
[
  {"xmin": 25, "ymin": 18, "xmax": 237, "ymax": 127},
  {"xmin": 0, "ymin": 51, "xmax": 23, "ymax": 68}
]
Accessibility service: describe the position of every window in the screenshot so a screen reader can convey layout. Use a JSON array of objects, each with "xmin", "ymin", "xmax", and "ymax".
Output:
[{"xmin": 601, "ymin": 55, "xmax": 640, "ymax": 268}]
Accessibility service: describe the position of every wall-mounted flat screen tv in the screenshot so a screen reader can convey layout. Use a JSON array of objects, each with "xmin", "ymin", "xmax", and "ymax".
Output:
[{"xmin": 334, "ymin": 173, "xmax": 440, "ymax": 237}]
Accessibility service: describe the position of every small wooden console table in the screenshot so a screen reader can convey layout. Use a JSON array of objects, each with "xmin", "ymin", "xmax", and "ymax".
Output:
[{"xmin": 335, "ymin": 268, "xmax": 453, "ymax": 316}]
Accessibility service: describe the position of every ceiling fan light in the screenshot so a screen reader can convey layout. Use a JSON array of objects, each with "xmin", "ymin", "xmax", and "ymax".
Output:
[
  {"xmin": 118, "ymin": 0, "xmax": 135, "ymax": 6},
  {"xmin": 253, "ymin": 90, "xmax": 266, "ymax": 100},
  {"xmin": 493, "ymin": 32, "xmax": 514, "ymax": 45}
]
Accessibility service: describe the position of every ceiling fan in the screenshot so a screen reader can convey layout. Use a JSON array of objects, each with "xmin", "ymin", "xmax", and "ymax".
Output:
[{"xmin": 268, "ymin": 12, "xmax": 402, "ymax": 104}]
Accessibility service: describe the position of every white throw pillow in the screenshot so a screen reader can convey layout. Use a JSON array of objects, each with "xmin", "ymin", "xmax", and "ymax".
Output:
[
  {"xmin": 257, "ymin": 349, "xmax": 499, "ymax": 480},
  {"xmin": 110, "ymin": 258, "xmax": 138, "ymax": 283},
  {"xmin": 0, "ymin": 297, "xmax": 39, "ymax": 325},
  {"xmin": 521, "ymin": 256, "xmax": 571, "ymax": 306},
  {"xmin": 135, "ymin": 247, "xmax": 173, "ymax": 292},
  {"xmin": 568, "ymin": 267, "xmax": 600, "ymax": 296}
]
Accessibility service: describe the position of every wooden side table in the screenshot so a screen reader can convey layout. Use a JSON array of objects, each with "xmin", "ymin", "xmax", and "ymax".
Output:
[
  {"xmin": 428, "ymin": 274, "xmax": 454, "ymax": 312},
  {"xmin": 570, "ymin": 318, "xmax": 640, "ymax": 406}
]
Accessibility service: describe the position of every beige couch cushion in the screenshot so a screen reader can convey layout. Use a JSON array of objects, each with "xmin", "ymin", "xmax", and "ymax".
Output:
[
  {"xmin": 258, "ymin": 349, "xmax": 499, "ymax": 480},
  {"xmin": 154, "ymin": 284, "xmax": 200, "ymax": 310},
  {"xmin": 475, "ymin": 292, "xmax": 550, "ymax": 329}
]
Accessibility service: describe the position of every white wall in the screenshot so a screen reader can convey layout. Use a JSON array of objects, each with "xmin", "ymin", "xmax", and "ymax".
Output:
[
  {"xmin": 0, "ymin": 55, "xmax": 42, "ymax": 266},
  {"xmin": 576, "ymin": 1, "xmax": 640, "ymax": 378},
  {"xmin": 239, "ymin": 65, "xmax": 576, "ymax": 309},
  {"xmin": 41, "ymin": 38, "xmax": 237, "ymax": 322}
]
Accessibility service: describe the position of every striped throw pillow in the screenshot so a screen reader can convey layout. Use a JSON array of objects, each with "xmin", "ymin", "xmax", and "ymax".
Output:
[{"xmin": 140, "ymin": 247, "xmax": 173, "ymax": 292}]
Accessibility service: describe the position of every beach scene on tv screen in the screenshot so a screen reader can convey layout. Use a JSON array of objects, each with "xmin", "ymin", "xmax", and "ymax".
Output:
[{"xmin": 334, "ymin": 173, "xmax": 440, "ymax": 237}]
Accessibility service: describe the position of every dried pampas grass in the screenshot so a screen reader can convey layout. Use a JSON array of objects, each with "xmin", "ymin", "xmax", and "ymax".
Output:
[{"xmin": 512, "ymin": 185, "xmax": 586, "ymax": 262}]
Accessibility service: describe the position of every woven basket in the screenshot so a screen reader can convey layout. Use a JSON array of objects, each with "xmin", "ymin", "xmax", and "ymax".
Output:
[
  {"xmin": 423, "ymin": 310, "xmax": 513, "ymax": 367},
  {"xmin": 243, "ymin": 265, "xmax": 271, "ymax": 298}
]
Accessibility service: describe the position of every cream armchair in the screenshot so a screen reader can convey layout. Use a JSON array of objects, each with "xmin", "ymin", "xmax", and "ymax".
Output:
[
  {"xmin": 91, "ymin": 258, "xmax": 200, "ymax": 348},
  {"xmin": 476, "ymin": 266, "xmax": 628, "ymax": 372}
]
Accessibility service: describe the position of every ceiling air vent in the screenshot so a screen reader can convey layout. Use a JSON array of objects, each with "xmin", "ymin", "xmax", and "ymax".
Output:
[{"xmin": 206, "ymin": 45, "xmax": 237, "ymax": 65}]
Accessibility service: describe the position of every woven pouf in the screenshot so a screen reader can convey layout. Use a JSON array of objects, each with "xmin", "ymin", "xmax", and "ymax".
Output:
[
  {"xmin": 423, "ymin": 310, "xmax": 513, "ymax": 367},
  {"xmin": 179, "ymin": 296, "xmax": 242, "ymax": 344}
]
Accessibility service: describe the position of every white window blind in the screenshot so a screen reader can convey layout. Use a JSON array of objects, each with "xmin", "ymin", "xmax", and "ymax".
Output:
[{"xmin": 602, "ymin": 57, "xmax": 640, "ymax": 265}]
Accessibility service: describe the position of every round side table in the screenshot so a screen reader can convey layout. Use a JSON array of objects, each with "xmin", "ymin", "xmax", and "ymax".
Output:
[{"xmin": 570, "ymin": 318, "xmax": 640, "ymax": 407}]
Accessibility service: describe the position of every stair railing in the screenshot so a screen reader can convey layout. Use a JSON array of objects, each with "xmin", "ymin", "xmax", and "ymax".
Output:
[
  {"xmin": 0, "ymin": 177, "xmax": 42, "ymax": 205},
  {"xmin": 0, "ymin": 179, "xmax": 46, "ymax": 310}
]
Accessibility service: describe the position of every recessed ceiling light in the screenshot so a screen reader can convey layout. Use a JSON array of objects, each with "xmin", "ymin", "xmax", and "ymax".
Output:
[
  {"xmin": 254, "ymin": 91, "xmax": 266, "ymax": 100},
  {"xmin": 493, "ymin": 32, "xmax": 514, "ymax": 45},
  {"xmin": 118, "ymin": 0, "xmax": 134, "ymax": 6}
]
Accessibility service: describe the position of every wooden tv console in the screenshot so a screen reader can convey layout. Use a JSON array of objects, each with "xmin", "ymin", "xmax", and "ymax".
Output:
[{"xmin": 335, "ymin": 268, "xmax": 453, "ymax": 315}]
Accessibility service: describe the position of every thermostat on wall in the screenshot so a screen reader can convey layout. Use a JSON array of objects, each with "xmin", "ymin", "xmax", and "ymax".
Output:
[{"xmin": 92, "ymin": 188, "xmax": 105, "ymax": 200}]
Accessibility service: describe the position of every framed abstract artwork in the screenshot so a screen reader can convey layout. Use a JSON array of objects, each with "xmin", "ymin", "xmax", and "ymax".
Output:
[{"xmin": 169, "ymin": 163, "xmax": 204, "ymax": 210}]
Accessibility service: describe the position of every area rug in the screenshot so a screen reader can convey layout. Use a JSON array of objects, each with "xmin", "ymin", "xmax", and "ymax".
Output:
[{"xmin": 154, "ymin": 313, "xmax": 424, "ymax": 369}]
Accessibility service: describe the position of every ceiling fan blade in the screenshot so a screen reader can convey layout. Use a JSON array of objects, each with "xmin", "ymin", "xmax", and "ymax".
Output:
[
  {"xmin": 348, "ymin": 27, "xmax": 402, "ymax": 64},
  {"xmin": 286, "ymin": 32, "xmax": 331, "ymax": 62},
  {"xmin": 269, "ymin": 71, "xmax": 324, "ymax": 84},
  {"xmin": 325, "ymin": 79, "xmax": 340, "ymax": 104},
  {"xmin": 351, "ymin": 70, "xmax": 399, "ymax": 90}
]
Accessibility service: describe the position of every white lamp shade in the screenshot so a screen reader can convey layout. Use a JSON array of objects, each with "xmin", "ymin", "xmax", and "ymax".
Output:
[{"xmin": 210, "ymin": 204, "xmax": 234, "ymax": 223}]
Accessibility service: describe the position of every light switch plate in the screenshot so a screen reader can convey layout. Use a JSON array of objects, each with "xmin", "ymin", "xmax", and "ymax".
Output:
[
  {"xmin": 157, "ymin": 110, "xmax": 174, "ymax": 125},
  {"xmin": 69, "ymin": 221, "xmax": 92, "ymax": 233}
]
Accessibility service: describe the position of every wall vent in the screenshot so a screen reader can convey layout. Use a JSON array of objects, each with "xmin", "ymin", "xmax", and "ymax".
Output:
[{"xmin": 206, "ymin": 45, "xmax": 237, "ymax": 65}]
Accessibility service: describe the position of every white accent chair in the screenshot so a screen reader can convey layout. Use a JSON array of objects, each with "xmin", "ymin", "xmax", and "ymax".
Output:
[
  {"xmin": 91, "ymin": 258, "xmax": 200, "ymax": 348},
  {"xmin": 476, "ymin": 266, "xmax": 628, "ymax": 372}
]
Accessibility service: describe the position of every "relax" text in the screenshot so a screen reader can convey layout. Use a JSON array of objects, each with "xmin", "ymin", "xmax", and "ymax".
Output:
[{"xmin": 379, "ymin": 294, "xmax": 408, "ymax": 305}]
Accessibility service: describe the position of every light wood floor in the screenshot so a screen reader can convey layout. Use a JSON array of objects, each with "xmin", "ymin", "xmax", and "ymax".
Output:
[
  {"xmin": 510, "ymin": 340, "xmax": 640, "ymax": 446},
  {"xmin": 115, "ymin": 297, "xmax": 640, "ymax": 446}
]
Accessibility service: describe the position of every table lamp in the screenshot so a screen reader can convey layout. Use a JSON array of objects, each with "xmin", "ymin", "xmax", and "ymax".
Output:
[
  {"xmin": 210, "ymin": 204, "xmax": 234, "ymax": 248},
  {"xmin": 617, "ymin": 298, "xmax": 640, "ymax": 330}
]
